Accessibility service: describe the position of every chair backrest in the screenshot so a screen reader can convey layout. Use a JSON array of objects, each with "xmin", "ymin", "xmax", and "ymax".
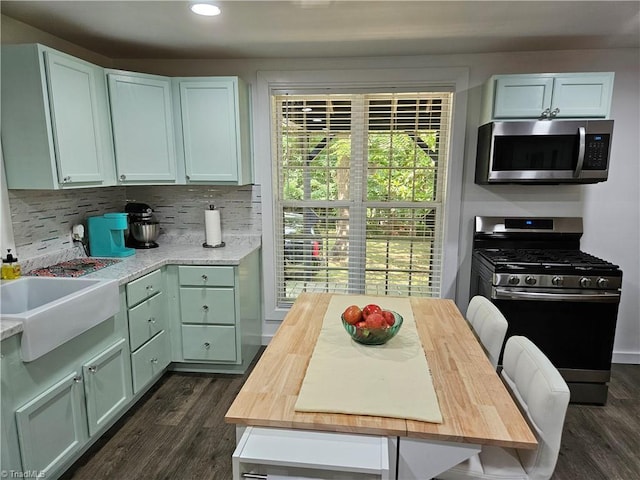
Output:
[
  {"xmin": 465, "ymin": 295, "xmax": 508, "ymax": 368},
  {"xmin": 501, "ymin": 336, "xmax": 571, "ymax": 480}
]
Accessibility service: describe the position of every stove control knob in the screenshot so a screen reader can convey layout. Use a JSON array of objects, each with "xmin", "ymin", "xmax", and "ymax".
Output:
[
  {"xmin": 597, "ymin": 277, "xmax": 610, "ymax": 288},
  {"xmin": 551, "ymin": 276, "xmax": 564, "ymax": 286},
  {"xmin": 508, "ymin": 275, "xmax": 520, "ymax": 285},
  {"xmin": 580, "ymin": 277, "xmax": 593, "ymax": 288},
  {"xmin": 525, "ymin": 275, "xmax": 537, "ymax": 285}
]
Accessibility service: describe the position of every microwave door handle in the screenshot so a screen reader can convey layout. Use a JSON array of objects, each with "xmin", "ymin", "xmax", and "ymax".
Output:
[{"xmin": 574, "ymin": 126, "xmax": 586, "ymax": 178}]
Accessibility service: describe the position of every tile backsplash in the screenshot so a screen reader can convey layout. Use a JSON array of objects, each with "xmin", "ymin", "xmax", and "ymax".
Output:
[{"xmin": 8, "ymin": 184, "xmax": 262, "ymax": 262}]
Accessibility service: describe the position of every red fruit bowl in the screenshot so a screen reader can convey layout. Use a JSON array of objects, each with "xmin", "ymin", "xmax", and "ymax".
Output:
[{"xmin": 341, "ymin": 311, "xmax": 403, "ymax": 345}]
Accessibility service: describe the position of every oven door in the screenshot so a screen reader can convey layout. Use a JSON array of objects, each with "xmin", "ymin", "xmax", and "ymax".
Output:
[{"xmin": 490, "ymin": 287, "xmax": 620, "ymax": 376}]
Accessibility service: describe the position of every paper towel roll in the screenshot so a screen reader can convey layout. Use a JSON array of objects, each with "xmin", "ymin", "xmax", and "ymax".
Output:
[{"xmin": 204, "ymin": 209, "xmax": 222, "ymax": 246}]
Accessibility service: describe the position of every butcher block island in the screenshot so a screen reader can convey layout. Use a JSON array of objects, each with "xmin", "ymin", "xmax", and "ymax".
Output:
[{"xmin": 225, "ymin": 293, "xmax": 536, "ymax": 479}]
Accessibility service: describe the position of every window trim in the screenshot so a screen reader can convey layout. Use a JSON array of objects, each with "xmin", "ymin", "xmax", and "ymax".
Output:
[{"xmin": 255, "ymin": 68, "xmax": 469, "ymax": 327}]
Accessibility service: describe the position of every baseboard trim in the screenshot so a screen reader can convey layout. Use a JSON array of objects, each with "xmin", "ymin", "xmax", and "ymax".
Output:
[{"xmin": 612, "ymin": 351, "xmax": 640, "ymax": 364}]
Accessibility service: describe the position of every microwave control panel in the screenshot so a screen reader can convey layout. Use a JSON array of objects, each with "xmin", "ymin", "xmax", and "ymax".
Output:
[{"xmin": 583, "ymin": 134, "xmax": 611, "ymax": 170}]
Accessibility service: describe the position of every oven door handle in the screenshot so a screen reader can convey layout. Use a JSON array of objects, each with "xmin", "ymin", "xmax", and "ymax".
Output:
[{"xmin": 493, "ymin": 288, "xmax": 620, "ymax": 303}]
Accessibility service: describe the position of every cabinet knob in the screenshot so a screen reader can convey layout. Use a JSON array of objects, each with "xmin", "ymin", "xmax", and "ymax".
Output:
[
  {"xmin": 186, "ymin": 175, "xmax": 191, "ymax": 181},
  {"xmin": 73, "ymin": 375, "xmax": 83, "ymax": 383},
  {"xmin": 540, "ymin": 108, "xmax": 551, "ymax": 118},
  {"xmin": 202, "ymin": 305, "xmax": 209, "ymax": 311},
  {"xmin": 88, "ymin": 366, "xmax": 97, "ymax": 374},
  {"xmin": 120, "ymin": 174, "xmax": 126, "ymax": 180},
  {"xmin": 204, "ymin": 342, "xmax": 211, "ymax": 349},
  {"xmin": 549, "ymin": 107, "xmax": 560, "ymax": 117},
  {"xmin": 150, "ymin": 357, "xmax": 158, "ymax": 364},
  {"xmin": 146, "ymin": 285, "xmax": 154, "ymax": 291},
  {"xmin": 62, "ymin": 176, "xmax": 71, "ymax": 183},
  {"xmin": 202, "ymin": 274, "xmax": 208, "ymax": 281},
  {"xmin": 148, "ymin": 317, "xmax": 156, "ymax": 324}
]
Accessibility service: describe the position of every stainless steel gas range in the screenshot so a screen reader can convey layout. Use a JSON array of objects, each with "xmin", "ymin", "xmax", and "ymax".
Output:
[{"xmin": 470, "ymin": 216, "xmax": 623, "ymax": 405}]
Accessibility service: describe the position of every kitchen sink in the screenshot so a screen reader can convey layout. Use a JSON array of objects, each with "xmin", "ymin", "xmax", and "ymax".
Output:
[{"xmin": 1, "ymin": 276, "xmax": 119, "ymax": 361}]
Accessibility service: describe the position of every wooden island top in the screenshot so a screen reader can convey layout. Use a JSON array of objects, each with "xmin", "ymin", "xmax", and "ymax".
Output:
[{"xmin": 225, "ymin": 293, "xmax": 537, "ymax": 450}]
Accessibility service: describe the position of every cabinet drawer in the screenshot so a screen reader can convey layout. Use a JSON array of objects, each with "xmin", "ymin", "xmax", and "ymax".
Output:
[
  {"xmin": 181, "ymin": 325, "xmax": 236, "ymax": 362},
  {"xmin": 178, "ymin": 265, "xmax": 234, "ymax": 287},
  {"xmin": 126, "ymin": 269, "xmax": 163, "ymax": 307},
  {"xmin": 179, "ymin": 287, "xmax": 235, "ymax": 324},
  {"xmin": 131, "ymin": 330, "xmax": 170, "ymax": 394},
  {"xmin": 128, "ymin": 292, "xmax": 168, "ymax": 351}
]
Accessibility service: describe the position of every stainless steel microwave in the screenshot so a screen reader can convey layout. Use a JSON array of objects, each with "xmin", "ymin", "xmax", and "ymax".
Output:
[{"xmin": 475, "ymin": 120, "xmax": 614, "ymax": 184}]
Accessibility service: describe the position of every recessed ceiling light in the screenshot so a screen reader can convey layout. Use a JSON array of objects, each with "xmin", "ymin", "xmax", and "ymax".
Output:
[
  {"xmin": 312, "ymin": 118, "xmax": 322, "ymax": 122},
  {"xmin": 302, "ymin": 107, "xmax": 312, "ymax": 112},
  {"xmin": 190, "ymin": 3, "xmax": 221, "ymax": 16}
]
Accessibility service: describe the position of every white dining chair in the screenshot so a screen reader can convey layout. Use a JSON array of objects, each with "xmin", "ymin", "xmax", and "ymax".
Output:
[
  {"xmin": 437, "ymin": 335, "xmax": 571, "ymax": 480},
  {"xmin": 465, "ymin": 295, "xmax": 509, "ymax": 369}
]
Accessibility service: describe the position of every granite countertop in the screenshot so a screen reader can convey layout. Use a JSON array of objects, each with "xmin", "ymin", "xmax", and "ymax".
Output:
[{"xmin": 0, "ymin": 234, "xmax": 261, "ymax": 341}]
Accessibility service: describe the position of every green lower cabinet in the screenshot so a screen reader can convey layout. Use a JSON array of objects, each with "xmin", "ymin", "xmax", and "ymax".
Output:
[
  {"xmin": 168, "ymin": 252, "xmax": 262, "ymax": 373},
  {"xmin": 181, "ymin": 325, "xmax": 237, "ymax": 362},
  {"xmin": 15, "ymin": 372, "xmax": 87, "ymax": 476},
  {"xmin": 83, "ymin": 338, "xmax": 132, "ymax": 436},
  {"xmin": 131, "ymin": 330, "xmax": 171, "ymax": 394}
]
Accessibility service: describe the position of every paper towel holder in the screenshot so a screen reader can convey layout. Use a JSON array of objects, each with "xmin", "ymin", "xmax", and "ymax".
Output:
[{"xmin": 203, "ymin": 204, "xmax": 226, "ymax": 249}]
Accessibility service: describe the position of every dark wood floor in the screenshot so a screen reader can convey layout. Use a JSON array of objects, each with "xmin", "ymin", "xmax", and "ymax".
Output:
[{"xmin": 63, "ymin": 357, "xmax": 640, "ymax": 480}]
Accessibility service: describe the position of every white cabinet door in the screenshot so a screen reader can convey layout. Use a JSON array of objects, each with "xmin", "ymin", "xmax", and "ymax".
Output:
[
  {"xmin": 1, "ymin": 44, "xmax": 115, "ymax": 189},
  {"xmin": 551, "ymin": 74, "xmax": 614, "ymax": 118},
  {"xmin": 175, "ymin": 77, "xmax": 252, "ymax": 184},
  {"xmin": 108, "ymin": 72, "xmax": 177, "ymax": 183},
  {"xmin": 493, "ymin": 76, "xmax": 554, "ymax": 118},
  {"xmin": 45, "ymin": 51, "xmax": 105, "ymax": 184},
  {"xmin": 15, "ymin": 372, "xmax": 87, "ymax": 476},
  {"xmin": 83, "ymin": 338, "xmax": 132, "ymax": 436},
  {"xmin": 179, "ymin": 79, "xmax": 239, "ymax": 182}
]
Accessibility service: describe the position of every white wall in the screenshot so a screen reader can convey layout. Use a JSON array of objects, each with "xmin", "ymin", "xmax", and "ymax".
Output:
[
  {"xmin": 115, "ymin": 49, "xmax": 640, "ymax": 362},
  {"xmin": 2, "ymin": 14, "xmax": 638, "ymax": 361}
]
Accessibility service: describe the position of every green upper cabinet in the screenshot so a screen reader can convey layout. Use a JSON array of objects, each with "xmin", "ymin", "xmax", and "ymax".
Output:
[
  {"xmin": 1, "ymin": 44, "xmax": 116, "ymax": 189},
  {"xmin": 174, "ymin": 77, "xmax": 253, "ymax": 185},
  {"xmin": 483, "ymin": 72, "xmax": 614, "ymax": 122},
  {"xmin": 107, "ymin": 71, "xmax": 178, "ymax": 183}
]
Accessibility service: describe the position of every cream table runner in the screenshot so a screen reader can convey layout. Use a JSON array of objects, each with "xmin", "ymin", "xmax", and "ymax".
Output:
[{"xmin": 294, "ymin": 294, "xmax": 443, "ymax": 423}]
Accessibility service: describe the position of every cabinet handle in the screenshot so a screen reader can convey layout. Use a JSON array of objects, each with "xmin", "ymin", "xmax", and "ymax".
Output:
[
  {"xmin": 540, "ymin": 108, "xmax": 551, "ymax": 118},
  {"xmin": 201, "ymin": 274, "xmax": 208, "ymax": 281},
  {"xmin": 204, "ymin": 342, "xmax": 211, "ymax": 349},
  {"xmin": 148, "ymin": 317, "xmax": 156, "ymax": 324},
  {"xmin": 150, "ymin": 357, "xmax": 158, "ymax": 364},
  {"xmin": 120, "ymin": 174, "xmax": 126, "ymax": 181},
  {"xmin": 202, "ymin": 305, "xmax": 209, "ymax": 311},
  {"xmin": 73, "ymin": 375, "xmax": 83, "ymax": 383},
  {"xmin": 549, "ymin": 107, "xmax": 560, "ymax": 117},
  {"xmin": 88, "ymin": 366, "xmax": 97, "ymax": 374}
]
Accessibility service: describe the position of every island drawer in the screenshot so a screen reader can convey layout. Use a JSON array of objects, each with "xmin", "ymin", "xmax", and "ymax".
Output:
[
  {"xmin": 178, "ymin": 265, "xmax": 234, "ymax": 287},
  {"xmin": 126, "ymin": 269, "xmax": 163, "ymax": 307},
  {"xmin": 179, "ymin": 287, "xmax": 235, "ymax": 324},
  {"xmin": 181, "ymin": 325, "xmax": 236, "ymax": 362},
  {"xmin": 128, "ymin": 291, "xmax": 168, "ymax": 351}
]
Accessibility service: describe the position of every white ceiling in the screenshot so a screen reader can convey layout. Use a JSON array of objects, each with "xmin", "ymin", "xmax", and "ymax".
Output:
[{"xmin": 1, "ymin": 1, "xmax": 639, "ymax": 59}]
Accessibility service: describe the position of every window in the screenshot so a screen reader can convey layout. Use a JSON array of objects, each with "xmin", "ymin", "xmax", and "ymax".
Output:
[{"xmin": 272, "ymin": 91, "xmax": 454, "ymax": 307}]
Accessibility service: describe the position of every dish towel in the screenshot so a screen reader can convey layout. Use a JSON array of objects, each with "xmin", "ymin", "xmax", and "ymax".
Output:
[{"xmin": 294, "ymin": 294, "xmax": 443, "ymax": 423}]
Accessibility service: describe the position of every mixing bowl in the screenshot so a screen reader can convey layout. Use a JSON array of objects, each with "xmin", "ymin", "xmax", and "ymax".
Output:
[{"xmin": 130, "ymin": 221, "xmax": 159, "ymax": 244}]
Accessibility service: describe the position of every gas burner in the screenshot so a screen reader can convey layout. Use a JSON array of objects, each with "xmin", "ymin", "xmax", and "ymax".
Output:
[{"xmin": 477, "ymin": 248, "xmax": 619, "ymax": 270}]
